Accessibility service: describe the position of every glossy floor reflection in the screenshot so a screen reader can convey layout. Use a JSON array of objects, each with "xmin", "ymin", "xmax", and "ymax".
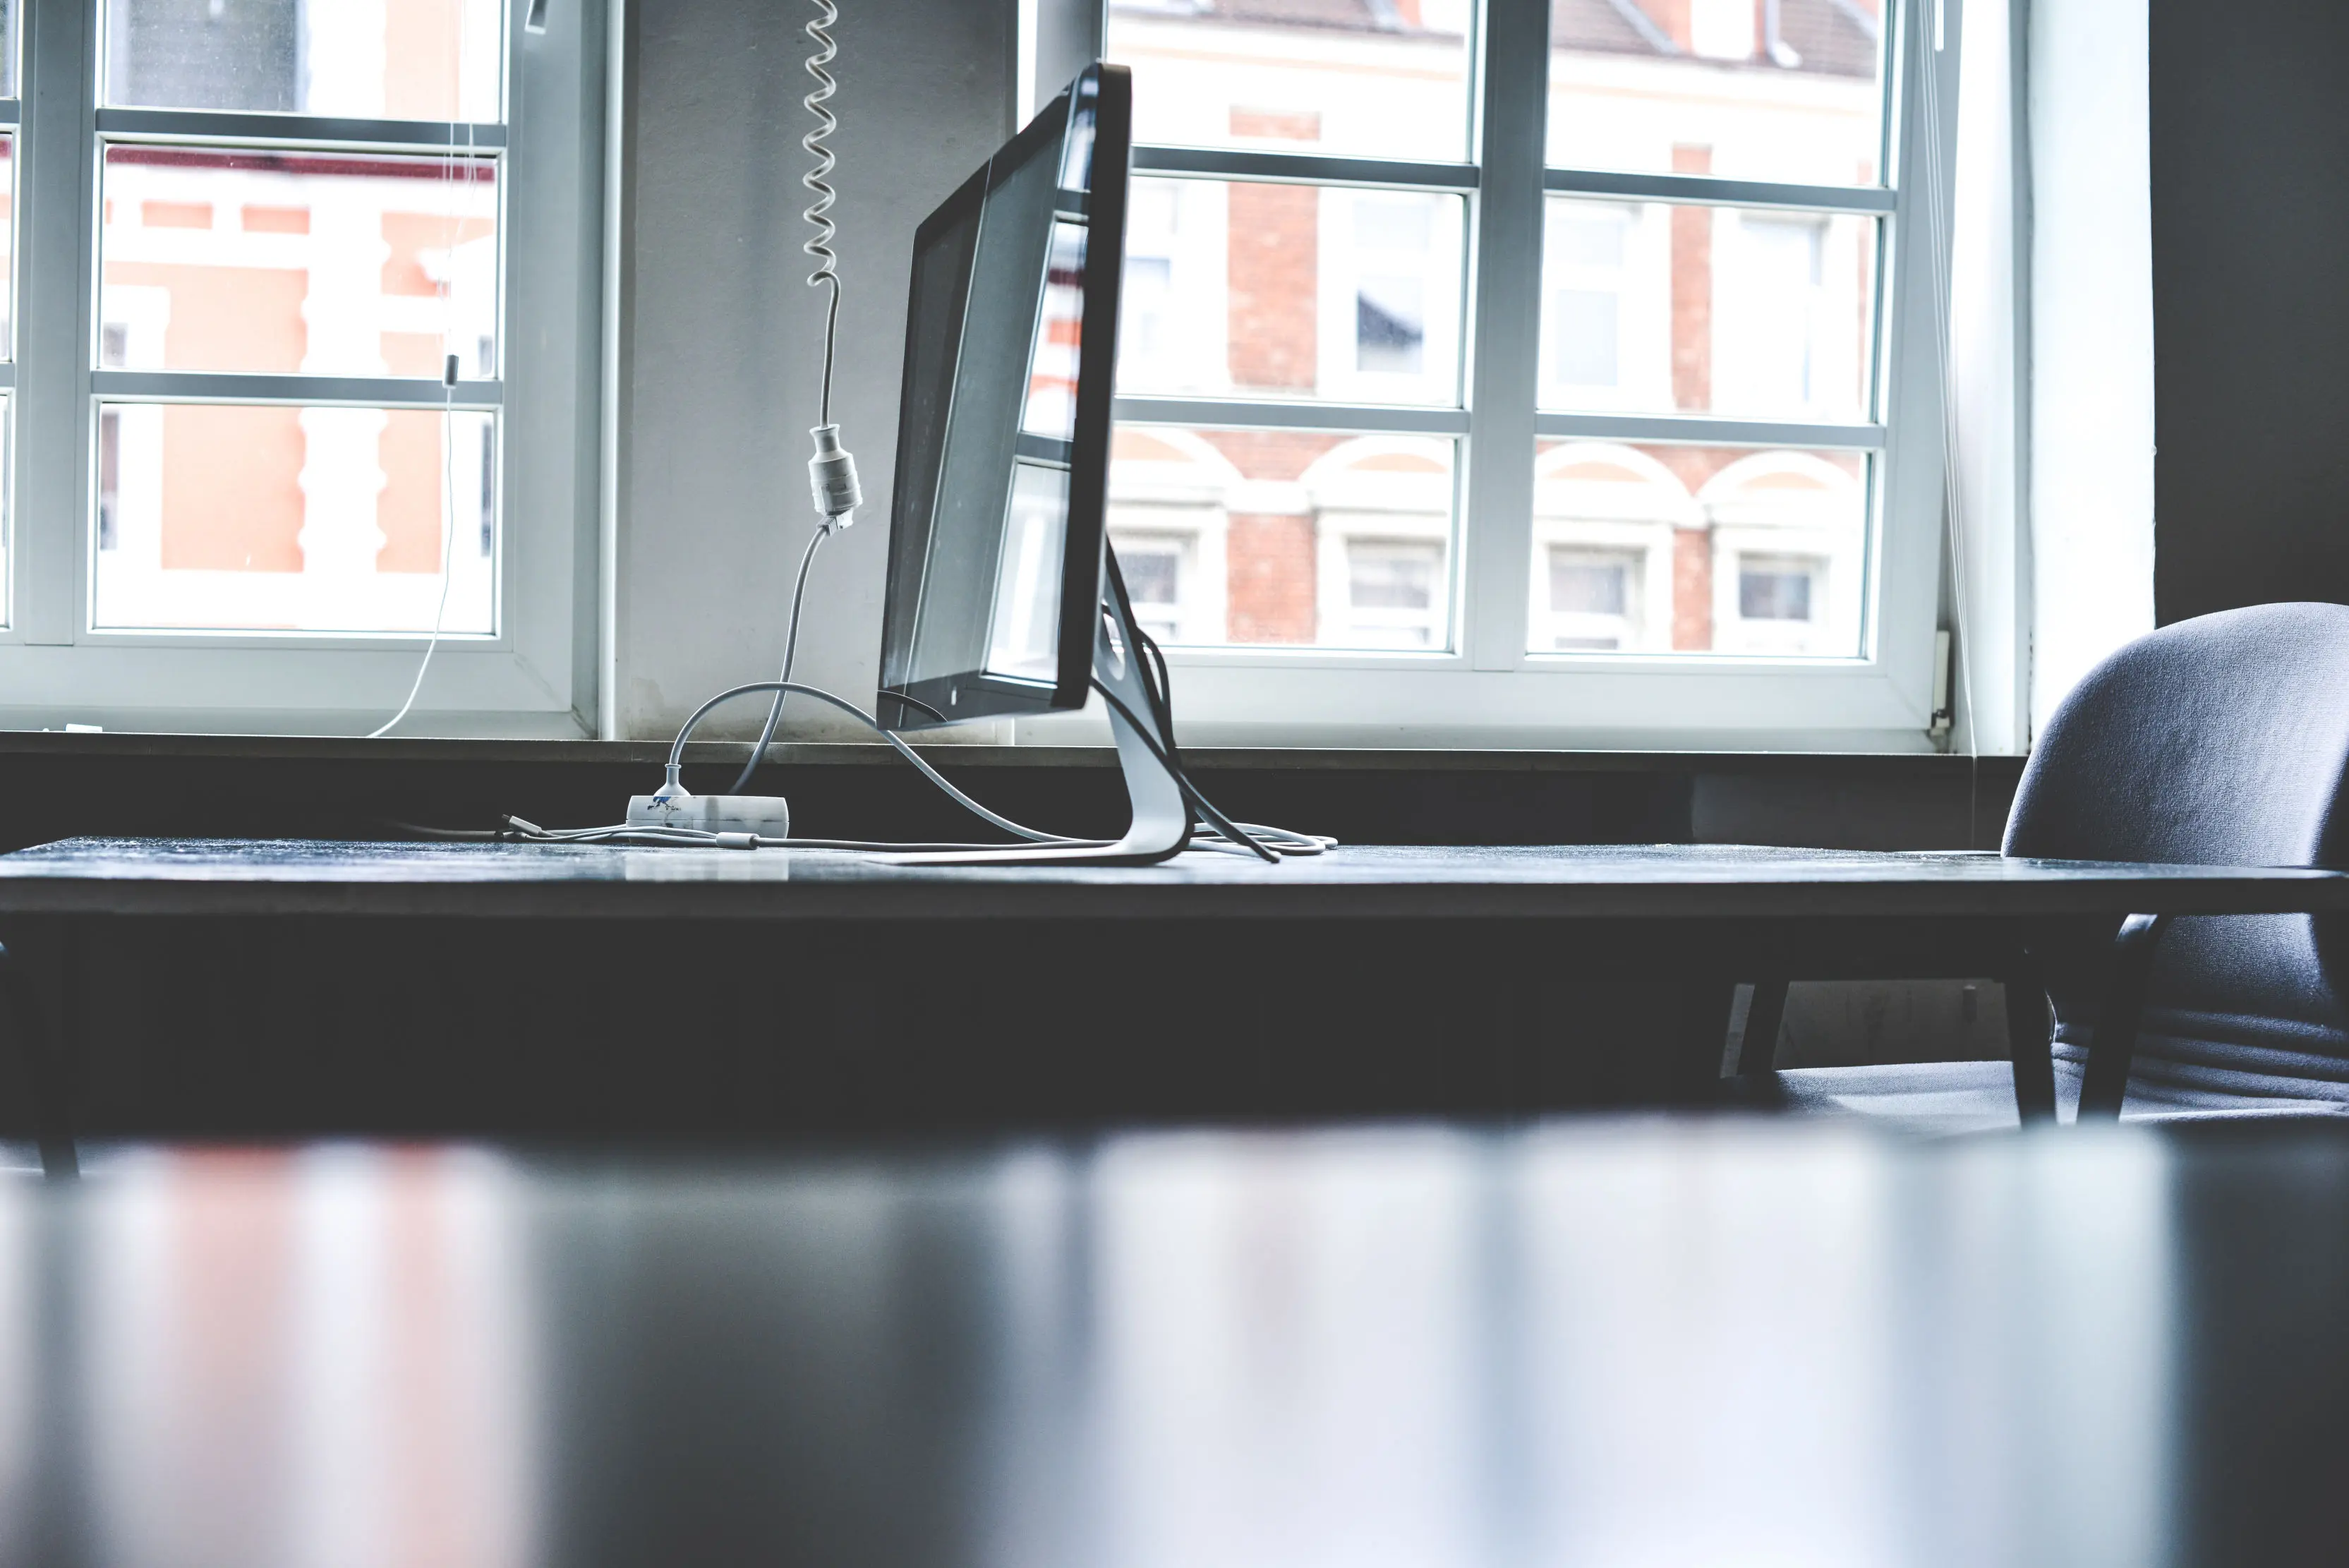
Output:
[{"xmin": 0, "ymin": 1123, "xmax": 2341, "ymax": 1567}]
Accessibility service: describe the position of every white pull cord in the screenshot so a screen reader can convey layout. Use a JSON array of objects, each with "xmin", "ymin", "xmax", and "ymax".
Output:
[{"xmin": 370, "ymin": 30, "xmax": 475, "ymax": 740}]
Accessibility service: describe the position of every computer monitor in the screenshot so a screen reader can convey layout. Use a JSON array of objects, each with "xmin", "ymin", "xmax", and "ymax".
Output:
[{"xmin": 874, "ymin": 63, "xmax": 1192, "ymax": 862}]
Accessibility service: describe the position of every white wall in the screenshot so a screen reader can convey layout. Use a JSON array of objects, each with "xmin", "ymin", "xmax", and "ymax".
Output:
[
  {"xmin": 2027, "ymin": 0, "xmax": 2156, "ymax": 734},
  {"xmin": 1948, "ymin": 0, "xmax": 2029, "ymax": 755},
  {"xmin": 613, "ymin": 0, "xmax": 1017, "ymax": 740}
]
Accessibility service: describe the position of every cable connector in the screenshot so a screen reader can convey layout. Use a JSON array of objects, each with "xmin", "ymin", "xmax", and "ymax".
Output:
[
  {"xmin": 809, "ymin": 423, "xmax": 862, "ymax": 525},
  {"xmin": 649, "ymin": 761, "xmax": 690, "ymax": 807}
]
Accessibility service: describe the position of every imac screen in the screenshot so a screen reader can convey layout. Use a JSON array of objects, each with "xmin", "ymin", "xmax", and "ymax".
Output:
[{"xmin": 876, "ymin": 64, "xmax": 1129, "ymax": 730}]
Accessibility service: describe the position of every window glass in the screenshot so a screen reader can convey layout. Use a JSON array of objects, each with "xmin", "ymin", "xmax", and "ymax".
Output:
[
  {"xmin": 1111, "ymin": 533, "xmax": 1189, "ymax": 644},
  {"xmin": 1343, "ymin": 538, "xmax": 1444, "ymax": 649},
  {"xmin": 91, "ymin": 402, "xmax": 495, "ymax": 635},
  {"xmin": 1529, "ymin": 442, "xmax": 1866, "ymax": 657},
  {"xmin": 1108, "ymin": 425, "xmax": 1456, "ymax": 651},
  {"xmin": 104, "ymin": 0, "xmax": 504, "ymax": 122},
  {"xmin": 0, "ymin": 135, "xmax": 16, "ymax": 362},
  {"xmin": 1538, "ymin": 197, "xmax": 1875, "ymax": 422},
  {"xmin": 1547, "ymin": 0, "xmax": 1886, "ymax": 184},
  {"xmin": 1116, "ymin": 179, "xmax": 1466, "ymax": 409},
  {"xmin": 1107, "ymin": 0, "xmax": 1472, "ymax": 164},
  {"xmin": 99, "ymin": 146, "xmax": 499, "ymax": 379},
  {"xmin": 984, "ymin": 464, "xmax": 1070, "ymax": 681}
]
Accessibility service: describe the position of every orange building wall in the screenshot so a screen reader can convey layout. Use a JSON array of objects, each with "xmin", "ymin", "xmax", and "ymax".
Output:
[
  {"xmin": 108, "ymin": 185, "xmax": 481, "ymax": 579},
  {"xmin": 1226, "ymin": 513, "xmax": 1319, "ymax": 643},
  {"xmin": 381, "ymin": 210, "xmax": 493, "ymax": 301},
  {"xmin": 108, "ymin": 260, "xmax": 310, "ymax": 572},
  {"xmin": 157, "ymin": 405, "xmax": 307, "ymax": 574},
  {"xmin": 378, "ymin": 411, "xmax": 451, "ymax": 574},
  {"xmin": 385, "ymin": 0, "xmax": 466, "ymax": 121}
]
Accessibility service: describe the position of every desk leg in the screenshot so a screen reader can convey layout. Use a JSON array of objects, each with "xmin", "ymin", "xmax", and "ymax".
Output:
[
  {"xmin": 2003, "ymin": 946, "xmax": 2058, "ymax": 1126},
  {"xmin": 0, "ymin": 924, "xmax": 76, "ymax": 1181},
  {"xmin": 1737, "ymin": 979, "xmax": 1790, "ymax": 1078},
  {"xmin": 1667, "ymin": 979, "xmax": 1741, "ymax": 1105}
]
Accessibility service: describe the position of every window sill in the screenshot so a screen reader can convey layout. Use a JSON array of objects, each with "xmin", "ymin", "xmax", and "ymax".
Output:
[{"xmin": 0, "ymin": 729, "xmax": 2025, "ymax": 780}]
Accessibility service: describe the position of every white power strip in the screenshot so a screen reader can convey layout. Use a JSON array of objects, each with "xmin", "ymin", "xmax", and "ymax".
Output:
[{"xmin": 624, "ymin": 793, "xmax": 794, "ymax": 838}]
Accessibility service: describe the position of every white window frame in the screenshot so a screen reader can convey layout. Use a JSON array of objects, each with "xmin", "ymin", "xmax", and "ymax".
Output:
[
  {"xmin": 0, "ymin": 0, "xmax": 605, "ymax": 734},
  {"xmin": 1039, "ymin": 0, "xmax": 1964, "ymax": 751}
]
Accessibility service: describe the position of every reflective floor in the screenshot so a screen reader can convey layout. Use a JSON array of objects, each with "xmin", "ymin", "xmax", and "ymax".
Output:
[{"xmin": 0, "ymin": 1122, "xmax": 2339, "ymax": 1567}]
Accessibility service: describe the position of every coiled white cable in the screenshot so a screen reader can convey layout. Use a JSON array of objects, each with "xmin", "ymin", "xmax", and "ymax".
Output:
[{"xmin": 803, "ymin": 0, "xmax": 845, "ymax": 425}]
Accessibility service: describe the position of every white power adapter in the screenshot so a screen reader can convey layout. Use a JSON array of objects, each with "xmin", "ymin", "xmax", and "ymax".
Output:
[{"xmin": 625, "ymin": 791, "xmax": 793, "ymax": 838}]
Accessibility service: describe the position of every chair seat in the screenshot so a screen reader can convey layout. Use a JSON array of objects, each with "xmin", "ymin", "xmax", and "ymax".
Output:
[{"xmin": 1773, "ymin": 1059, "xmax": 2349, "ymax": 1135}]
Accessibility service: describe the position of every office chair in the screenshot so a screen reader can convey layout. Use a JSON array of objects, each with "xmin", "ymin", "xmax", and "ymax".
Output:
[{"xmin": 1756, "ymin": 602, "xmax": 2349, "ymax": 1130}]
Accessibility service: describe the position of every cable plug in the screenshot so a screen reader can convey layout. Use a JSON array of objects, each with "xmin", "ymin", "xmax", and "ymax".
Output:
[
  {"xmin": 648, "ymin": 761, "xmax": 691, "ymax": 807},
  {"xmin": 808, "ymin": 424, "xmax": 862, "ymax": 526}
]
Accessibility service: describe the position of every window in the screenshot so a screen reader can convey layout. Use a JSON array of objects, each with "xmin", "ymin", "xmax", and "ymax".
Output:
[
  {"xmin": 1541, "ymin": 549, "xmax": 1641, "ymax": 652},
  {"xmin": 0, "ymin": 0, "xmax": 605, "ymax": 732},
  {"xmin": 1542, "ymin": 202, "xmax": 1631, "ymax": 397},
  {"xmin": 1085, "ymin": 0, "xmax": 1955, "ymax": 747}
]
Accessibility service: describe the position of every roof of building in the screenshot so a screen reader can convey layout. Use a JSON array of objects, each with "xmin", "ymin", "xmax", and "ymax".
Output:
[{"xmin": 1111, "ymin": 0, "xmax": 1882, "ymax": 79}]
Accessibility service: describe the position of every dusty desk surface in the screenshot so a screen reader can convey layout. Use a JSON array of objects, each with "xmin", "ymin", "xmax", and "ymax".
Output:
[
  {"xmin": 0, "ymin": 1121, "xmax": 2336, "ymax": 1567},
  {"xmin": 0, "ymin": 836, "xmax": 2343, "ymax": 919}
]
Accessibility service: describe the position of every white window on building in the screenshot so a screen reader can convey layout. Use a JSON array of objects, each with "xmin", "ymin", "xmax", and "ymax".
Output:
[
  {"xmin": 1308, "ymin": 438, "xmax": 1455, "ymax": 651},
  {"xmin": 1319, "ymin": 188, "xmax": 1464, "ymax": 406},
  {"xmin": 1738, "ymin": 555, "xmax": 1820, "ymax": 625},
  {"xmin": 1542, "ymin": 548, "xmax": 1643, "ymax": 651},
  {"xmin": 0, "ymin": 0, "xmax": 605, "ymax": 732},
  {"xmin": 1703, "ymin": 452, "xmax": 1867, "ymax": 657},
  {"xmin": 1111, "ymin": 531, "xmax": 1191, "ymax": 643},
  {"xmin": 1542, "ymin": 200, "xmax": 1630, "ymax": 397},
  {"xmin": 1340, "ymin": 539, "xmax": 1444, "ymax": 649},
  {"xmin": 1720, "ymin": 212, "xmax": 1834, "ymax": 417},
  {"xmin": 1353, "ymin": 194, "xmax": 1432, "ymax": 376}
]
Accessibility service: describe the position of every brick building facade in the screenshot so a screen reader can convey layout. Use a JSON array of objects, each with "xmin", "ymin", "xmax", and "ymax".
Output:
[{"xmin": 1108, "ymin": 0, "xmax": 1883, "ymax": 658}]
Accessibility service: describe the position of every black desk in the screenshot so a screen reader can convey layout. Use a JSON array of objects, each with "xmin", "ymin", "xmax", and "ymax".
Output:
[
  {"xmin": 0, "ymin": 1122, "xmax": 2342, "ymax": 1567},
  {"xmin": 0, "ymin": 839, "xmax": 2342, "ymax": 1144}
]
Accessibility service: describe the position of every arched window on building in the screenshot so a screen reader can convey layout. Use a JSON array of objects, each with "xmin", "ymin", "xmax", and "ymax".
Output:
[
  {"xmin": 1699, "ymin": 451, "xmax": 1867, "ymax": 657},
  {"xmin": 1104, "ymin": 427, "xmax": 1237, "ymax": 647},
  {"xmin": 1303, "ymin": 437, "xmax": 1455, "ymax": 650},
  {"xmin": 1528, "ymin": 442, "xmax": 1694, "ymax": 653}
]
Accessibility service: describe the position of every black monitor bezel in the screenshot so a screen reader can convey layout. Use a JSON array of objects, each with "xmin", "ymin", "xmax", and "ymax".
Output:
[{"xmin": 875, "ymin": 63, "xmax": 1131, "ymax": 732}]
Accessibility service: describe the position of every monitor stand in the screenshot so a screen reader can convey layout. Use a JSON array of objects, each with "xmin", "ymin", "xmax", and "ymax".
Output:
[{"xmin": 882, "ymin": 567, "xmax": 1192, "ymax": 867}]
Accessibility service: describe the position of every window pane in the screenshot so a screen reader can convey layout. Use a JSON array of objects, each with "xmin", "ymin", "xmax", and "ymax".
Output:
[
  {"xmin": 0, "ymin": 134, "xmax": 16, "ymax": 361},
  {"xmin": 1118, "ymin": 179, "xmax": 1466, "ymax": 408},
  {"xmin": 92, "ymin": 402, "xmax": 496, "ymax": 635},
  {"xmin": 1107, "ymin": 0, "xmax": 1470, "ymax": 164},
  {"xmin": 104, "ymin": 0, "xmax": 502, "ymax": 122},
  {"xmin": 0, "ymin": 394, "xmax": 12, "ymax": 626},
  {"xmin": 1529, "ymin": 441, "xmax": 1866, "ymax": 658},
  {"xmin": 101, "ymin": 147, "xmax": 499, "ymax": 379},
  {"xmin": 1538, "ymin": 198, "xmax": 1875, "ymax": 423},
  {"xmin": 1109, "ymin": 424, "xmax": 1456, "ymax": 651},
  {"xmin": 0, "ymin": 2, "xmax": 17, "ymax": 100},
  {"xmin": 1549, "ymin": 0, "xmax": 1885, "ymax": 184}
]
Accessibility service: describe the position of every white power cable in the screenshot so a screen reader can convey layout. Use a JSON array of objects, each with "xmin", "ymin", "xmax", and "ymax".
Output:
[{"xmin": 370, "ymin": 23, "xmax": 476, "ymax": 740}]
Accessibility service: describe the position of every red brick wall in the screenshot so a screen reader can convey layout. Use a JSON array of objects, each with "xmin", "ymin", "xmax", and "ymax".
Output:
[
  {"xmin": 1227, "ymin": 513, "xmax": 1319, "ymax": 643},
  {"xmin": 1226, "ymin": 183, "xmax": 1320, "ymax": 394},
  {"xmin": 1669, "ymin": 143, "xmax": 1712, "ymax": 414},
  {"xmin": 1203, "ymin": 429, "xmax": 1341, "ymax": 483},
  {"xmin": 1230, "ymin": 109, "xmax": 1320, "ymax": 142},
  {"xmin": 1207, "ymin": 430, "xmax": 1338, "ymax": 644},
  {"xmin": 1672, "ymin": 525, "xmax": 1713, "ymax": 651}
]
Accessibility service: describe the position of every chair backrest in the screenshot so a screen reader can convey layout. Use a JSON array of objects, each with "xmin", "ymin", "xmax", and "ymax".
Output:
[{"xmin": 2005, "ymin": 603, "xmax": 2349, "ymax": 1097}]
